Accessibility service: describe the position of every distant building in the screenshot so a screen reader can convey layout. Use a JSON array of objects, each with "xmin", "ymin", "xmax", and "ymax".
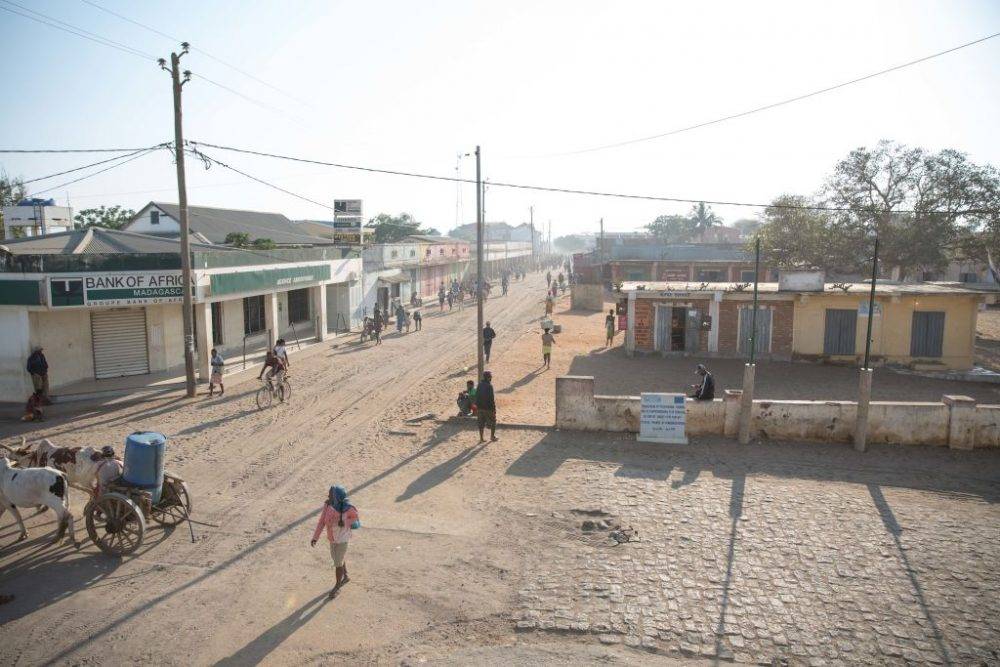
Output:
[
  {"xmin": 292, "ymin": 220, "xmax": 338, "ymax": 240},
  {"xmin": 124, "ymin": 202, "xmax": 335, "ymax": 247},
  {"xmin": 2, "ymin": 198, "xmax": 73, "ymax": 239},
  {"xmin": 450, "ymin": 221, "xmax": 543, "ymax": 252},
  {"xmin": 576, "ymin": 241, "xmax": 768, "ymax": 285}
]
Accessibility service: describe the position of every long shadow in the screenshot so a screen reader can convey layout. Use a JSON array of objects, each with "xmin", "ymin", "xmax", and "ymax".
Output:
[
  {"xmin": 396, "ymin": 442, "xmax": 486, "ymax": 502},
  {"xmin": 36, "ymin": 419, "xmax": 457, "ymax": 666},
  {"xmin": 175, "ymin": 408, "xmax": 261, "ymax": 436},
  {"xmin": 212, "ymin": 592, "xmax": 330, "ymax": 666},
  {"xmin": 713, "ymin": 474, "xmax": 745, "ymax": 664},
  {"xmin": 498, "ymin": 368, "xmax": 543, "ymax": 394},
  {"xmin": 1, "ymin": 396, "xmax": 189, "ymax": 442},
  {"xmin": 868, "ymin": 484, "xmax": 952, "ymax": 665}
]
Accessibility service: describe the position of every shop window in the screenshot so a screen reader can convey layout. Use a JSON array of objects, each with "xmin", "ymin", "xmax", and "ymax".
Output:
[
  {"xmin": 211, "ymin": 302, "xmax": 224, "ymax": 345},
  {"xmin": 696, "ymin": 269, "xmax": 723, "ymax": 282},
  {"xmin": 287, "ymin": 288, "xmax": 310, "ymax": 323},
  {"xmin": 911, "ymin": 312, "xmax": 944, "ymax": 358},
  {"xmin": 959, "ymin": 272, "xmax": 979, "ymax": 283},
  {"xmin": 740, "ymin": 270, "xmax": 756, "ymax": 282},
  {"xmin": 243, "ymin": 295, "xmax": 266, "ymax": 335}
]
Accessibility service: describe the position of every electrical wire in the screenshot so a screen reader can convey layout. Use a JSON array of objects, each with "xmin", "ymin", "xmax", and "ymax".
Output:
[
  {"xmin": 539, "ymin": 30, "xmax": 1000, "ymax": 156},
  {"xmin": 187, "ymin": 140, "xmax": 996, "ymax": 215},
  {"xmin": 79, "ymin": 0, "xmax": 315, "ymax": 109},
  {"xmin": 22, "ymin": 144, "xmax": 170, "ymax": 184},
  {"xmin": 195, "ymin": 74, "xmax": 305, "ymax": 121},
  {"xmin": 31, "ymin": 147, "xmax": 167, "ymax": 196},
  {"xmin": 185, "ymin": 147, "xmax": 330, "ymax": 210},
  {"xmin": 0, "ymin": 0, "xmax": 155, "ymax": 61},
  {"xmin": 0, "ymin": 147, "xmax": 160, "ymax": 154}
]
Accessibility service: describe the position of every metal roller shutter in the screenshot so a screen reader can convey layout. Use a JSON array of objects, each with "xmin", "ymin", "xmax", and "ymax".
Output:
[{"xmin": 91, "ymin": 309, "xmax": 150, "ymax": 379}]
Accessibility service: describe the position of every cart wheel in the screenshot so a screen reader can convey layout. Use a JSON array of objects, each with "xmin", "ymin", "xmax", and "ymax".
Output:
[
  {"xmin": 150, "ymin": 477, "xmax": 192, "ymax": 526},
  {"xmin": 256, "ymin": 385, "xmax": 272, "ymax": 409},
  {"xmin": 85, "ymin": 493, "xmax": 145, "ymax": 556}
]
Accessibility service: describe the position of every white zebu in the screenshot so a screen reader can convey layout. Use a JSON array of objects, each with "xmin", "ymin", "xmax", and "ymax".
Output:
[{"xmin": 0, "ymin": 456, "xmax": 78, "ymax": 546}]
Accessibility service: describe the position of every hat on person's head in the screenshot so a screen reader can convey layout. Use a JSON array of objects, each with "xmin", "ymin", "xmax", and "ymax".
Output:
[{"xmin": 483, "ymin": 370, "xmax": 492, "ymax": 380}]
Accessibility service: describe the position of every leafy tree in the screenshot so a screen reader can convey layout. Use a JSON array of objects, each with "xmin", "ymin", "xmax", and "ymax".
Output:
[
  {"xmin": 224, "ymin": 232, "xmax": 251, "ymax": 247},
  {"xmin": 689, "ymin": 202, "xmax": 722, "ymax": 233},
  {"xmin": 74, "ymin": 205, "xmax": 135, "ymax": 230},
  {"xmin": 365, "ymin": 212, "xmax": 437, "ymax": 243},
  {"xmin": 0, "ymin": 171, "xmax": 27, "ymax": 237},
  {"xmin": 731, "ymin": 218, "xmax": 762, "ymax": 237},
  {"xmin": 252, "ymin": 238, "xmax": 276, "ymax": 249},
  {"xmin": 646, "ymin": 214, "xmax": 696, "ymax": 243},
  {"xmin": 554, "ymin": 234, "xmax": 590, "ymax": 252},
  {"xmin": 756, "ymin": 195, "xmax": 858, "ymax": 273}
]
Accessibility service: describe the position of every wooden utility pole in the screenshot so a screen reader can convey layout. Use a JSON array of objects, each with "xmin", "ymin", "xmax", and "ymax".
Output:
[
  {"xmin": 529, "ymin": 206, "xmax": 535, "ymax": 269},
  {"xmin": 475, "ymin": 146, "xmax": 485, "ymax": 381},
  {"xmin": 160, "ymin": 44, "xmax": 196, "ymax": 397}
]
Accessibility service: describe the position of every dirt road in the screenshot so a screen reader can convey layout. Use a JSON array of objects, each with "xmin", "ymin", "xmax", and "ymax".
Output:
[{"xmin": 0, "ymin": 274, "xmax": 621, "ymax": 665}]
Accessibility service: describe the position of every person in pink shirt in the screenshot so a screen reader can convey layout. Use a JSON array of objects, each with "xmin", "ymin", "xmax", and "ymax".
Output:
[{"xmin": 311, "ymin": 485, "xmax": 360, "ymax": 598}]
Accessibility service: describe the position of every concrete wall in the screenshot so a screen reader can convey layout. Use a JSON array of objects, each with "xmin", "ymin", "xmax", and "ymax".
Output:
[
  {"xmin": 26, "ymin": 309, "xmax": 96, "ymax": 390},
  {"xmin": 570, "ymin": 284, "xmax": 604, "ymax": 311},
  {"xmin": 1, "ymin": 308, "xmax": 34, "ymax": 398},
  {"xmin": 126, "ymin": 205, "xmax": 179, "ymax": 235},
  {"xmin": 555, "ymin": 375, "xmax": 997, "ymax": 449}
]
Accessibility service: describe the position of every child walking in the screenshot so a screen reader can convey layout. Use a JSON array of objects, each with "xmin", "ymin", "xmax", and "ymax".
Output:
[
  {"xmin": 311, "ymin": 485, "xmax": 360, "ymax": 598},
  {"xmin": 209, "ymin": 348, "xmax": 225, "ymax": 396}
]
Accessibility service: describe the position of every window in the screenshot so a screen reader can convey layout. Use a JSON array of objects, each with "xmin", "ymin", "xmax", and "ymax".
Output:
[
  {"xmin": 959, "ymin": 272, "xmax": 979, "ymax": 283},
  {"xmin": 287, "ymin": 288, "xmax": 310, "ymax": 323},
  {"xmin": 150, "ymin": 210, "xmax": 160, "ymax": 225},
  {"xmin": 740, "ymin": 270, "xmax": 756, "ymax": 282},
  {"xmin": 823, "ymin": 309, "xmax": 857, "ymax": 355},
  {"xmin": 624, "ymin": 269, "xmax": 648, "ymax": 281},
  {"xmin": 696, "ymin": 269, "xmax": 723, "ymax": 282},
  {"xmin": 911, "ymin": 311, "xmax": 945, "ymax": 358},
  {"xmin": 211, "ymin": 302, "xmax": 224, "ymax": 345},
  {"xmin": 391, "ymin": 250, "xmax": 398, "ymax": 259},
  {"xmin": 409, "ymin": 250, "xmax": 415, "ymax": 257},
  {"xmin": 439, "ymin": 248, "xmax": 444, "ymax": 255},
  {"xmin": 922, "ymin": 271, "xmax": 937, "ymax": 281},
  {"xmin": 243, "ymin": 295, "xmax": 266, "ymax": 335},
  {"xmin": 426, "ymin": 249, "xmax": 431, "ymax": 257}
]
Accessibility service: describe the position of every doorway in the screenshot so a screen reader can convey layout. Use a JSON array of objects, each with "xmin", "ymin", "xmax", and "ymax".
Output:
[{"xmin": 655, "ymin": 304, "xmax": 701, "ymax": 353}]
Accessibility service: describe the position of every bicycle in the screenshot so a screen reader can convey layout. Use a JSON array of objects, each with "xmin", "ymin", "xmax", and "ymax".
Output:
[{"xmin": 256, "ymin": 374, "xmax": 292, "ymax": 409}]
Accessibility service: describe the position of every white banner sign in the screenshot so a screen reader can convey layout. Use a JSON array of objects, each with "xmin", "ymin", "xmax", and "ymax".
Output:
[{"xmin": 638, "ymin": 393, "xmax": 687, "ymax": 444}]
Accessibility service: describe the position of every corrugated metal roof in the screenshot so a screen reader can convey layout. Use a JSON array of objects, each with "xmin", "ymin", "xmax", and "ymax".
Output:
[
  {"xmin": 1, "ymin": 228, "xmax": 227, "ymax": 255},
  {"xmin": 620, "ymin": 280, "xmax": 997, "ymax": 296},
  {"xmin": 406, "ymin": 234, "xmax": 465, "ymax": 243},
  {"xmin": 610, "ymin": 244, "xmax": 750, "ymax": 262},
  {"xmin": 151, "ymin": 202, "xmax": 335, "ymax": 246}
]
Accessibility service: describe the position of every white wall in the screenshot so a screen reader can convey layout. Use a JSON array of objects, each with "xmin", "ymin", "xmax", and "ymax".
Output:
[
  {"xmin": 146, "ymin": 304, "xmax": 184, "ymax": 372},
  {"xmin": 126, "ymin": 206, "xmax": 179, "ymax": 235},
  {"xmin": 0, "ymin": 308, "xmax": 32, "ymax": 399},
  {"xmin": 27, "ymin": 309, "xmax": 95, "ymax": 391}
]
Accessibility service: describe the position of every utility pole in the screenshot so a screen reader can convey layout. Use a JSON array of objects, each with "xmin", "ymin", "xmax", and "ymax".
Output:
[
  {"xmin": 529, "ymin": 206, "xmax": 535, "ymax": 270},
  {"xmin": 855, "ymin": 234, "xmax": 880, "ymax": 452},
  {"xmin": 547, "ymin": 220, "xmax": 552, "ymax": 255},
  {"xmin": 475, "ymin": 146, "xmax": 485, "ymax": 381},
  {"xmin": 599, "ymin": 217, "xmax": 604, "ymax": 285},
  {"xmin": 160, "ymin": 44, "xmax": 196, "ymax": 397}
]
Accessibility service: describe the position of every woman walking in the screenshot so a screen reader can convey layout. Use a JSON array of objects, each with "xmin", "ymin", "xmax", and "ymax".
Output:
[
  {"xmin": 311, "ymin": 485, "xmax": 360, "ymax": 598},
  {"xmin": 605, "ymin": 309, "xmax": 616, "ymax": 346},
  {"xmin": 208, "ymin": 348, "xmax": 225, "ymax": 396}
]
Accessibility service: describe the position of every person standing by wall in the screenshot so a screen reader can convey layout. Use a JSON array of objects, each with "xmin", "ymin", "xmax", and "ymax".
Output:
[
  {"xmin": 482, "ymin": 322, "xmax": 497, "ymax": 363},
  {"xmin": 311, "ymin": 485, "xmax": 360, "ymax": 599},
  {"xmin": 476, "ymin": 371, "xmax": 497, "ymax": 443},
  {"xmin": 209, "ymin": 348, "xmax": 225, "ymax": 397},
  {"xmin": 26, "ymin": 346, "xmax": 50, "ymax": 404}
]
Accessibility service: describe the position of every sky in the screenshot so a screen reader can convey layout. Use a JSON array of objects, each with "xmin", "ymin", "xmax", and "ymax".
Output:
[{"xmin": 1, "ymin": 0, "xmax": 999, "ymax": 239}]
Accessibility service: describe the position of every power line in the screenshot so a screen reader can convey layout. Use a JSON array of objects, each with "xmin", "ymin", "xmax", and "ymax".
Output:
[
  {"xmin": 188, "ymin": 140, "xmax": 994, "ymax": 215},
  {"xmin": 22, "ymin": 144, "xmax": 169, "ymax": 184},
  {"xmin": 0, "ymin": 0, "xmax": 155, "ymax": 60},
  {"xmin": 195, "ymin": 74, "xmax": 304, "ymax": 121},
  {"xmin": 0, "ymin": 147, "xmax": 159, "ymax": 154},
  {"xmin": 185, "ymin": 146, "xmax": 330, "ymax": 210},
  {"xmin": 541, "ymin": 30, "xmax": 1000, "ymax": 156},
  {"xmin": 31, "ymin": 147, "xmax": 167, "ymax": 196},
  {"xmin": 79, "ymin": 0, "xmax": 314, "ymax": 108}
]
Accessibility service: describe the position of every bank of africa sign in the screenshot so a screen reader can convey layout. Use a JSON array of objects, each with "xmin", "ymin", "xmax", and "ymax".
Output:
[{"xmin": 49, "ymin": 271, "xmax": 185, "ymax": 307}]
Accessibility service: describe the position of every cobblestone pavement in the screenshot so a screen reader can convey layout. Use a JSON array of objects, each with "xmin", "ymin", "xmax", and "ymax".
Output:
[{"xmin": 509, "ymin": 436, "xmax": 1000, "ymax": 665}]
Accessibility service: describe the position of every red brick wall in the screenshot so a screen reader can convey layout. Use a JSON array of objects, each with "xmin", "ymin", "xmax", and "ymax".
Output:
[
  {"xmin": 718, "ymin": 299, "xmax": 793, "ymax": 357},
  {"xmin": 633, "ymin": 299, "xmax": 710, "ymax": 352}
]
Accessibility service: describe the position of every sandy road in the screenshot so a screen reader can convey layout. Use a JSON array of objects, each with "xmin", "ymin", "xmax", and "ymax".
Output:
[{"xmin": 0, "ymin": 274, "xmax": 558, "ymax": 665}]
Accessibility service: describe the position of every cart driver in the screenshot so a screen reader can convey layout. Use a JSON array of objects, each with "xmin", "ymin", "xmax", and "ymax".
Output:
[{"xmin": 93, "ymin": 445, "xmax": 123, "ymax": 497}]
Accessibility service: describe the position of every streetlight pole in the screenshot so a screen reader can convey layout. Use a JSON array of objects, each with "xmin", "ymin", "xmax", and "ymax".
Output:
[
  {"xmin": 475, "ymin": 146, "xmax": 485, "ymax": 382},
  {"xmin": 160, "ymin": 44, "xmax": 196, "ymax": 398},
  {"xmin": 855, "ymin": 233, "xmax": 879, "ymax": 452}
]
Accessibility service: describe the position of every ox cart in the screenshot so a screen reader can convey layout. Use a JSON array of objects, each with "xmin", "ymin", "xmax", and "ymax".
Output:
[{"xmin": 84, "ymin": 472, "xmax": 192, "ymax": 556}]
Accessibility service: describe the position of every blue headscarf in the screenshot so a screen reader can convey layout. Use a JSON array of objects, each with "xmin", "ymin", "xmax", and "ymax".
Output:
[{"xmin": 327, "ymin": 485, "xmax": 354, "ymax": 514}]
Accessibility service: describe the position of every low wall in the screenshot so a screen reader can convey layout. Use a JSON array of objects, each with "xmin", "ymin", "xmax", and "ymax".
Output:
[
  {"xmin": 555, "ymin": 375, "xmax": 998, "ymax": 449},
  {"xmin": 570, "ymin": 284, "xmax": 604, "ymax": 311}
]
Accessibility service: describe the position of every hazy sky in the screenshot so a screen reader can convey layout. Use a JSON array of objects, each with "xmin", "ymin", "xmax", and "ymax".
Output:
[{"xmin": 1, "ymin": 1, "xmax": 998, "ymax": 238}]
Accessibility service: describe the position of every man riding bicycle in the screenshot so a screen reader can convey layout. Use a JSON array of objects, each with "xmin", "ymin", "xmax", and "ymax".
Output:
[{"xmin": 258, "ymin": 339, "xmax": 289, "ymax": 384}]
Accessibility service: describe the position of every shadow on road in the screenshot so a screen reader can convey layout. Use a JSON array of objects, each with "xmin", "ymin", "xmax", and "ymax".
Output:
[{"xmin": 212, "ymin": 592, "xmax": 330, "ymax": 667}]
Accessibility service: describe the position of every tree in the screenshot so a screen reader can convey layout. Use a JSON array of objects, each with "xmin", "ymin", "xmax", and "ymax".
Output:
[
  {"xmin": 731, "ymin": 218, "xmax": 762, "ymax": 237},
  {"xmin": 689, "ymin": 202, "xmax": 722, "ymax": 234},
  {"xmin": 0, "ymin": 171, "xmax": 27, "ymax": 237},
  {"xmin": 554, "ymin": 234, "xmax": 590, "ymax": 252},
  {"xmin": 251, "ymin": 238, "xmax": 276, "ymax": 249},
  {"xmin": 224, "ymin": 232, "xmax": 251, "ymax": 247},
  {"xmin": 756, "ymin": 195, "xmax": 858, "ymax": 273},
  {"xmin": 365, "ymin": 212, "xmax": 437, "ymax": 243},
  {"xmin": 74, "ymin": 205, "xmax": 135, "ymax": 230},
  {"xmin": 646, "ymin": 214, "xmax": 696, "ymax": 243}
]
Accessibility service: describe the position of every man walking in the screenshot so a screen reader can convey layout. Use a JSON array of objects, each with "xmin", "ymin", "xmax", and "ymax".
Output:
[
  {"xmin": 482, "ymin": 321, "xmax": 497, "ymax": 363},
  {"xmin": 438, "ymin": 284, "xmax": 446, "ymax": 311},
  {"xmin": 605, "ymin": 308, "xmax": 616, "ymax": 346},
  {"xmin": 475, "ymin": 371, "xmax": 497, "ymax": 442},
  {"xmin": 26, "ymin": 346, "xmax": 50, "ymax": 404},
  {"xmin": 541, "ymin": 328, "xmax": 556, "ymax": 369},
  {"xmin": 689, "ymin": 364, "xmax": 715, "ymax": 400}
]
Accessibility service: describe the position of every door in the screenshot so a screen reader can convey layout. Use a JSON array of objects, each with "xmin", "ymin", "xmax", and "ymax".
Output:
[
  {"xmin": 287, "ymin": 288, "xmax": 310, "ymax": 323},
  {"xmin": 684, "ymin": 309, "xmax": 701, "ymax": 353},
  {"xmin": 654, "ymin": 305, "xmax": 672, "ymax": 352},
  {"xmin": 910, "ymin": 311, "xmax": 945, "ymax": 357},
  {"xmin": 823, "ymin": 309, "xmax": 857, "ymax": 355},
  {"xmin": 90, "ymin": 308, "xmax": 150, "ymax": 379},
  {"xmin": 738, "ymin": 306, "xmax": 771, "ymax": 356},
  {"xmin": 211, "ymin": 302, "xmax": 224, "ymax": 345}
]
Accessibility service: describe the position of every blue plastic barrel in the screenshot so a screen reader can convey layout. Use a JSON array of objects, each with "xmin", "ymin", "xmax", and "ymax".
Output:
[{"xmin": 122, "ymin": 431, "xmax": 166, "ymax": 504}]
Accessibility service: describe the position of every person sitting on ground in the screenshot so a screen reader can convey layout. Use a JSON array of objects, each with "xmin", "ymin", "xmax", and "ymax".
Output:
[
  {"xmin": 690, "ymin": 364, "xmax": 715, "ymax": 400},
  {"xmin": 22, "ymin": 390, "xmax": 44, "ymax": 422},
  {"xmin": 457, "ymin": 379, "xmax": 477, "ymax": 416}
]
